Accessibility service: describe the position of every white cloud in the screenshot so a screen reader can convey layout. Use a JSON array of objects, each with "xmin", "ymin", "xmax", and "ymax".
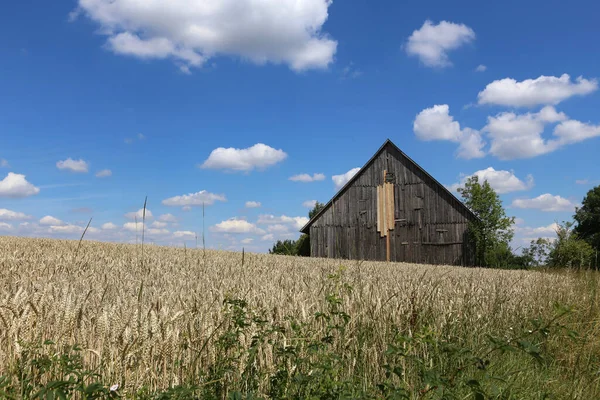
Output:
[
  {"xmin": 95, "ymin": 169, "xmax": 112, "ymax": 178},
  {"xmin": 0, "ymin": 222, "xmax": 12, "ymax": 230},
  {"xmin": 48, "ymin": 225, "xmax": 86, "ymax": 234},
  {"xmin": 123, "ymin": 222, "xmax": 140, "ymax": 232},
  {"xmin": 449, "ymin": 167, "xmax": 534, "ymax": 194},
  {"xmin": 39, "ymin": 216, "xmax": 64, "ymax": 226},
  {"xmin": 0, "ymin": 209, "xmax": 32, "ymax": 221},
  {"xmin": 173, "ymin": 230, "xmax": 196, "ymax": 239},
  {"xmin": 303, "ymin": 200, "xmax": 317, "ymax": 208},
  {"xmin": 267, "ymin": 224, "xmax": 290, "ymax": 233},
  {"xmin": 245, "ymin": 201, "xmax": 262, "ymax": 208},
  {"xmin": 158, "ymin": 213, "xmax": 178, "ymax": 222},
  {"xmin": 257, "ymin": 214, "xmax": 309, "ymax": 230},
  {"xmin": 241, "ymin": 238, "xmax": 254, "ymax": 244},
  {"xmin": 74, "ymin": 0, "xmax": 337, "ymax": 72},
  {"xmin": 413, "ymin": 104, "xmax": 485, "ymax": 159},
  {"xmin": 478, "ymin": 74, "xmax": 598, "ymax": 107},
  {"xmin": 201, "ymin": 144, "xmax": 287, "ymax": 172},
  {"xmin": 147, "ymin": 228, "xmax": 170, "ymax": 236},
  {"xmin": 0, "ymin": 172, "xmax": 40, "ymax": 198},
  {"xmin": 405, "ymin": 20, "xmax": 475, "ymax": 67},
  {"xmin": 102, "ymin": 222, "xmax": 118, "ymax": 230},
  {"xmin": 150, "ymin": 221, "xmax": 167, "ymax": 228},
  {"xmin": 575, "ymin": 179, "xmax": 590, "ymax": 185},
  {"xmin": 137, "ymin": 133, "xmax": 145, "ymax": 140},
  {"xmin": 211, "ymin": 218, "xmax": 265, "ymax": 234},
  {"xmin": 553, "ymin": 119, "xmax": 600, "ymax": 145},
  {"xmin": 56, "ymin": 158, "xmax": 89, "ymax": 173},
  {"xmin": 475, "ymin": 64, "xmax": 487, "ymax": 72},
  {"xmin": 332, "ymin": 167, "xmax": 360, "ymax": 190},
  {"xmin": 289, "ymin": 173, "xmax": 326, "ymax": 182},
  {"xmin": 261, "ymin": 234, "xmax": 275, "ymax": 242},
  {"xmin": 125, "ymin": 208, "xmax": 153, "ymax": 220},
  {"xmin": 483, "ymin": 106, "xmax": 600, "ymax": 160},
  {"xmin": 182, "ymin": 206, "xmax": 192, "ymax": 212},
  {"xmin": 0, "ymin": 159, "xmax": 8, "ymax": 168},
  {"xmin": 162, "ymin": 190, "xmax": 226, "ymax": 207},
  {"xmin": 512, "ymin": 194, "xmax": 576, "ymax": 212},
  {"xmin": 515, "ymin": 222, "xmax": 559, "ymax": 237}
]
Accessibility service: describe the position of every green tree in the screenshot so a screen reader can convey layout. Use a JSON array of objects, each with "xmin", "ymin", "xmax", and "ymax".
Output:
[
  {"xmin": 574, "ymin": 185, "xmax": 600, "ymax": 253},
  {"xmin": 268, "ymin": 239, "xmax": 297, "ymax": 255},
  {"xmin": 269, "ymin": 202, "xmax": 324, "ymax": 257},
  {"xmin": 548, "ymin": 221, "xmax": 595, "ymax": 269},
  {"xmin": 309, "ymin": 201, "xmax": 326, "ymax": 219},
  {"xmin": 457, "ymin": 175, "xmax": 515, "ymax": 267}
]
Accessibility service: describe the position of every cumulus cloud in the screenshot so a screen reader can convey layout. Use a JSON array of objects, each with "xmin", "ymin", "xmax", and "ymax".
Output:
[
  {"xmin": 413, "ymin": 104, "xmax": 485, "ymax": 159},
  {"xmin": 483, "ymin": 106, "xmax": 600, "ymax": 160},
  {"xmin": 289, "ymin": 173, "xmax": 326, "ymax": 182},
  {"xmin": 575, "ymin": 179, "xmax": 590, "ymax": 185},
  {"xmin": 0, "ymin": 209, "xmax": 32, "ymax": 221},
  {"xmin": 39, "ymin": 216, "xmax": 64, "ymax": 226},
  {"xmin": 475, "ymin": 64, "xmax": 487, "ymax": 72},
  {"xmin": 478, "ymin": 74, "xmax": 598, "ymax": 107},
  {"xmin": 405, "ymin": 20, "xmax": 475, "ymax": 67},
  {"xmin": 303, "ymin": 200, "xmax": 317, "ymax": 208},
  {"xmin": 56, "ymin": 158, "xmax": 89, "ymax": 173},
  {"xmin": 173, "ymin": 230, "xmax": 196, "ymax": 239},
  {"xmin": 0, "ymin": 172, "xmax": 40, "ymax": 198},
  {"xmin": 48, "ymin": 225, "xmax": 89, "ymax": 234},
  {"xmin": 241, "ymin": 238, "xmax": 254, "ymax": 244},
  {"xmin": 332, "ymin": 167, "xmax": 360, "ymax": 190},
  {"xmin": 245, "ymin": 201, "xmax": 262, "ymax": 208},
  {"xmin": 101, "ymin": 222, "xmax": 118, "ymax": 230},
  {"xmin": 201, "ymin": 144, "xmax": 287, "ymax": 172},
  {"xmin": 123, "ymin": 222, "xmax": 140, "ymax": 232},
  {"xmin": 150, "ymin": 221, "xmax": 167, "ymax": 228},
  {"xmin": 0, "ymin": 222, "xmax": 12, "ymax": 230},
  {"xmin": 257, "ymin": 214, "xmax": 309, "ymax": 230},
  {"xmin": 125, "ymin": 208, "xmax": 153, "ymax": 220},
  {"xmin": 158, "ymin": 213, "xmax": 178, "ymax": 222},
  {"xmin": 95, "ymin": 169, "xmax": 112, "ymax": 178},
  {"xmin": 73, "ymin": 0, "xmax": 337, "ymax": 72},
  {"xmin": 515, "ymin": 222, "xmax": 559, "ymax": 237},
  {"xmin": 211, "ymin": 218, "xmax": 265, "ymax": 234},
  {"xmin": 512, "ymin": 194, "xmax": 576, "ymax": 212},
  {"xmin": 162, "ymin": 190, "xmax": 226, "ymax": 207},
  {"xmin": 449, "ymin": 168, "xmax": 534, "ymax": 194},
  {"xmin": 146, "ymin": 228, "xmax": 170, "ymax": 236},
  {"xmin": 261, "ymin": 234, "xmax": 275, "ymax": 242}
]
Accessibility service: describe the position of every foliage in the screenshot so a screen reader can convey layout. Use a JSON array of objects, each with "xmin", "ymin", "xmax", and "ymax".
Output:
[
  {"xmin": 268, "ymin": 239, "xmax": 297, "ymax": 255},
  {"xmin": 574, "ymin": 185, "xmax": 600, "ymax": 253},
  {"xmin": 457, "ymin": 175, "xmax": 515, "ymax": 267},
  {"xmin": 522, "ymin": 238, "xmax": 553, "ymax": 268},
  {"xmin": 0, "ymin": 341, "xmax": 118, "ymax": 399},
  {"xmin": 548, "ymin": 221, "xmax": 595, "ymax": 269},
  {"xmin": 269, "ymin": 201, "xmax": 325, "ymax": 257},
  {"xmin": 308, "ymin": 201, "xmax": 326, "ymax": 219}
]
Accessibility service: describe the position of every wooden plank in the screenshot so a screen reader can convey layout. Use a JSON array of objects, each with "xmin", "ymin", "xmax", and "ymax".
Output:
[{"xmin": 376, "ymin": 185, "xmax": 381, "ymax": 234}]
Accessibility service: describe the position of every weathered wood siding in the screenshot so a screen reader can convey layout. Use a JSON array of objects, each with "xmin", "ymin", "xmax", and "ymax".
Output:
[{"xmin": 309, "ymin": 144, "xmax": 475, "ymax": 265}]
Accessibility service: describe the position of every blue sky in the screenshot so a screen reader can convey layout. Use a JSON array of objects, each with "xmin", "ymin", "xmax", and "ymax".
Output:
[{"xmin": 1, "ymin": 0, "xmax": 599, "ymax": 252}]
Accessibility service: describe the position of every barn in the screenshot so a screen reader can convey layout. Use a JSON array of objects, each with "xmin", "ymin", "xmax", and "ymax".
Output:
[{"xmin": 299, "ymin": 139, "xmax": 477, "ymax": 265}]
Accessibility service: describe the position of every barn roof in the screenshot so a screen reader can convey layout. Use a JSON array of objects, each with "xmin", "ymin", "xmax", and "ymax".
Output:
[{"xmin": 299, "ymin": 139, "xmax": 477, "ymax": 234}]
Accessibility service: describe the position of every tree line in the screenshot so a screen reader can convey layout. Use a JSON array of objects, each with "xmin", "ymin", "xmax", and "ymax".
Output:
[{"xmin": 270, "ymin": 179, "xmax": 600, "ymax": 269}]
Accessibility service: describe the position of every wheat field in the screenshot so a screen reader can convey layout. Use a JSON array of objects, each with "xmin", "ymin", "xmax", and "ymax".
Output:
[{"xmin": 1, "ymin": 235, "xmax": 600, "ymax": 398}]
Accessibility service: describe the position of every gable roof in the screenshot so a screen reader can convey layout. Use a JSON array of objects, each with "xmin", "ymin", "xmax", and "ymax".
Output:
[{"xmin": 300, "ymin": 139, "xmax": 477, "ymax": 234}]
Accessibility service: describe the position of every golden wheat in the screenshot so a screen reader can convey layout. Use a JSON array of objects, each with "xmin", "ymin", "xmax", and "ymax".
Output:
[{"xmin": 0, "ymin": 235, "xmax": 598, "ymax": 394}]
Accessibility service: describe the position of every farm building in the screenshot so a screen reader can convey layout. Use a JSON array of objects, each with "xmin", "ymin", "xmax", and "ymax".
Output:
[{"xmin": 299, "ymin": 139, "xmax": 477, "ymax": 265}]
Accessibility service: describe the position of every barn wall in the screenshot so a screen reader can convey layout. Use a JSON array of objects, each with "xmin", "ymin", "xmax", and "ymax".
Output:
[{"xmin": 309, "ymin": 144, "xmax": 475, "ymax": 265}]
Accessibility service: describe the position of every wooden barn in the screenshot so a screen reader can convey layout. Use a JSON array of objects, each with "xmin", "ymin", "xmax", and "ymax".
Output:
[{"xmin": 299, "ymin": 139, "xmax": 477, "ymax": 265}]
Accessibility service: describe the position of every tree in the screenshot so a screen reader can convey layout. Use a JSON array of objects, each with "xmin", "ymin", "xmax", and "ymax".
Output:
[
  {"xmin": 574, "ymin": 185, "xmax": 600, "ymax": 253},
  {"xmin": 457, "ymin": 175, "xmax": 515, "ymax": 267},
  {"xmin": 309, "ymin": 201, "xmax": 326, "ymax": 219},
  {"xmin": 522, "ymin": 238, "xmax": 552, "ymax": 267},
  {"xmin": 269, "ymin": 201, "xmax": 324, "ymax": 257},
  {"xmin": 548, "ymin": 221, "xmax": 595, "ymax": 269}
]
